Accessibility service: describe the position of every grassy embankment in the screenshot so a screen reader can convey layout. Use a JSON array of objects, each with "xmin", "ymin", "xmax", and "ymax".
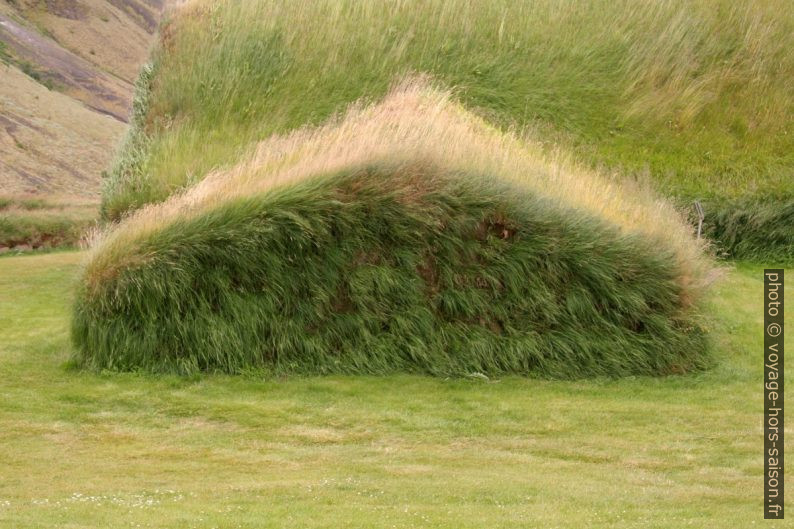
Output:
[
  {"xmin": 104, "ymin": 0, "xmax": 793, "ymax": 261},
  {"xmin": 0, "ymin": 196, "xmax": 97, "ymax": 251},
  {"xmin": 1, "ymin": 251, "xmax": 791, "ymax": 528},
  {"xmin": 73, "ymin": 84, "xmax": 711, "ymax": 377}
]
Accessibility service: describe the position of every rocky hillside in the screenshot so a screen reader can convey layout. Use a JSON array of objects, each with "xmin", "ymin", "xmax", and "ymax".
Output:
[{"xmin": 0, "ymin": 0, "xmax": 165, "ymax": 197}]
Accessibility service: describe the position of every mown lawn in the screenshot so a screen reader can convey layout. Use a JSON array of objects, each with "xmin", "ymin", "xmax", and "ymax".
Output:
[{"xmin": 0, "ymin": 251, "xmax": 790, "ymax": 528}]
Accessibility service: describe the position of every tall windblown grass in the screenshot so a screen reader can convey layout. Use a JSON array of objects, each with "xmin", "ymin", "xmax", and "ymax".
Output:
[
  {"xmin": 74, "ymin": 83, "xmax": 713, "ymax": 377},
  {"xmin": 103, "ymin": 0, "xmax": 793, "ymax": 221},
  {"xmin": 700, "ymin": 195, "xmax": 794, "ymax": 263}
]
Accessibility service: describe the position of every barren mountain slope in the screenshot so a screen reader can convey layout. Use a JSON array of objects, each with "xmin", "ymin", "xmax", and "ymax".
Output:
[{"xmin": 0, "ymin": 0, "xmax": 165, "ymax": 197}]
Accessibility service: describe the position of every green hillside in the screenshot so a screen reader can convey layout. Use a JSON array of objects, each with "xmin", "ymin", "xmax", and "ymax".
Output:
[{"xmin": 103, "ymin": 0, "xmax": 793, "ymax": 259}]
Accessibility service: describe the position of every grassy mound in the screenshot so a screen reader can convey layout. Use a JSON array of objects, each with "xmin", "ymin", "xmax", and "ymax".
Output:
[
  {"xmin": 103, "ymin": 0, "xmax": 793, "ymax": 255},
  {"xmin": 73, "ymin": 86, "xmax": 711, "ymax": 377}
]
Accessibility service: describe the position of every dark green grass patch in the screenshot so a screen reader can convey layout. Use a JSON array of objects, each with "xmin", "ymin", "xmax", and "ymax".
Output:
[
  {"xmin": 700, "ymin": 193, "xmax": 794, "ymax": 264},
  {"xmin": 74, "ymin": 164, "xmax": 708, "ymax": 377}
]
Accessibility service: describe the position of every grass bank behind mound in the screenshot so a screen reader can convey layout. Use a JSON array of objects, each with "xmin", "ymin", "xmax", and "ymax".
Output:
[
  {"xmin": 74, "ymin": 87, "xmax": 711, "ymax": 377},
  {"xmin": 103, "ymin": 0, "xmax": 793, "ymax": 222}
]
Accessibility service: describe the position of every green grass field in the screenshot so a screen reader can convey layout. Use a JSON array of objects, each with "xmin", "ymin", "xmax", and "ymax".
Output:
[{"xmin": 1, "ymin": 251, "xmax": 790, "ymax": 528}]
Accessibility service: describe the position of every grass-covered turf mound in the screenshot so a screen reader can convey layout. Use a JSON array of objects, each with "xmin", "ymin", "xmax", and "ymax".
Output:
[
  {"xmin": 73, "ymin": 86, "xmax": 711, "ymax": 377},
  {"xmin": 101, "ymin": 0, "xmax": 793, "ymax": 259}
]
